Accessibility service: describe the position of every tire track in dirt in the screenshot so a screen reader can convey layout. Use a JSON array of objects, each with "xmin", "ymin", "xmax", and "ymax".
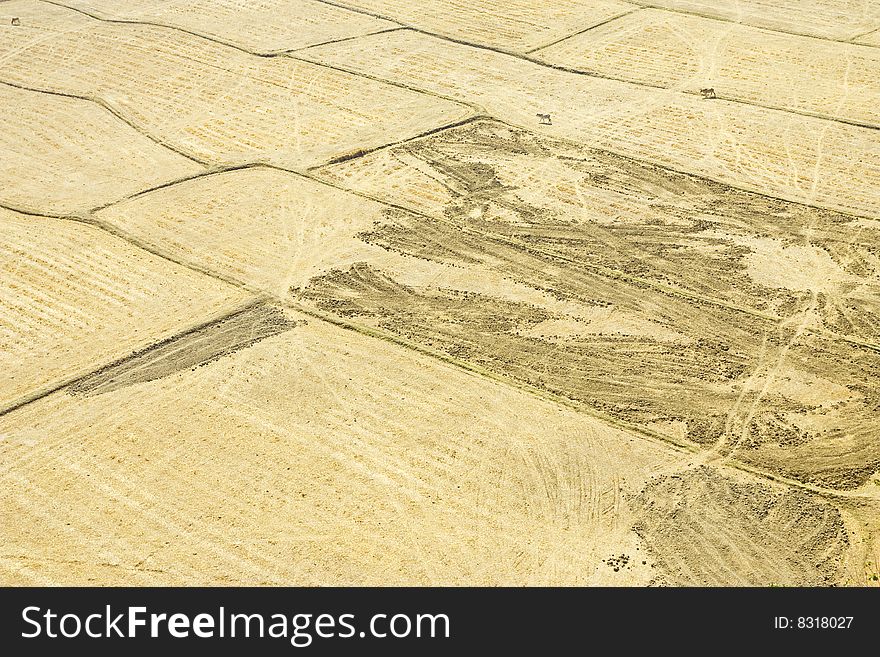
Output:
[
  {"xmin": 36, "ymin": 0, "xmax": 880, "ymax": 136},
  {"xmin": 630, "ymin": 465, "xmax": 850, "ymax": 585},
  {"xmin": 0, "ymin": 296, "xmax": 266, "ymax": 419},
  {"xmin": 4, "ymin": 132, "xmax": 877, "ymax": 503}
]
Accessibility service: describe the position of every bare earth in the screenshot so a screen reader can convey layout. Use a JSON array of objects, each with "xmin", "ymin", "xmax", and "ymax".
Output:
[{"xmin": 1, "ymin": 0, "xmax": 879, "ymax": 586}]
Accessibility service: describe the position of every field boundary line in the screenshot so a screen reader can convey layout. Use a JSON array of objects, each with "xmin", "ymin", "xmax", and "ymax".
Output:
[
  {"xmin": 0, "ymin": 78, "xmax": 208, "ymax": 165},
  {"xmin": 39, "ymin": 0, "xmax": 407, "ymax": 56},
  {"xmin": 0, "ymin": 296, "xmax": 268, "ymax": 419},
  {"xmin": 0, "ymin": 201, "xmax": 76, "ymax": 220},
  {"xmin": 319, "ymin": 113, "xmax": 486, "ymax": 166},
  {"xmin": 5, "ymin": 193, "xmax": 879, "ymax": 503},
  {"xmin": 852, "ymin": 27, "xmax": 880, "ymax": 42},
  {"xmin": 286, "ymin": 26, "xmax": 407, "ymax": 53},
  {"xmin": 87, "ymin": 164, "xmax": 263, "ymax": 213},
  {"xmin": 524, "ymin": 7, "xmax": 643, "ymax": 53},
  {"xmin": 33, "ymin": 1, "xmax": 880, "ymax": 143},
  {"xmin": 625, "ymin": 1, "xmax": 880, "ymax": 48},
  {"xmin": 281, "ymin": 54, "xmax": 487, "ymax": 114}
]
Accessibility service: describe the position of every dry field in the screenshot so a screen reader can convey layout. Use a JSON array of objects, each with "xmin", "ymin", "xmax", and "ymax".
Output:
[
  {"xmin": 299, "ymin": 29, "xmax": 880, "ymax": 218},
  {"xmin": 0, "ymin": 206, "xmax": 250, "ymax": 413},
  {"xmin": 52, "ymin": 0, "xmax": 398, "ymax": 54},
  {"xmin": 0, "ymin": 307, "xmax": 683, "ymax": 585},
  {"xmin": 0, "ymin": 83, "xmax": 201, "ymax": 214},
  {"xmin": 92, "ymin": 167, "xmax": 391, "ymax": 296},
  {"xmin": 628, "ymin": 0, "xmax": 880, "ymax": 40},
  {"xmin": 534, "ymin": 9, "xmax": 880, "ymax": 127},
  {"xmin": 1, "ymin": 1, "xmax": 879, "ymax": 587},
  {"xmin": 0, "ymin": 1, "xmax": 470, "ymax": 169},
  {"xmin": 2, "ymin": 306, "xmax": 871, "ymax": 586},
  {"xmin": 298, "ymin": 0, "xmax": 637, "ymax": 52}
]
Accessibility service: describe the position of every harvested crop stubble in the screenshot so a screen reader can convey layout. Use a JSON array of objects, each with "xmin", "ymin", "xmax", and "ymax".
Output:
[
  {"xmin": 0, "ymin": 83, "xmax": 201, "ymax": 215},
  {"xmin": 304, "ymin": 119, "xmax": 880, "ymax": 490},
  {"xmin": 51, "ymin": 0, "xmax": 397, "ymax": 54},
  {"xmin": 0, "ymin": 310, "xmax": 682, "ymax": 585},
  {"xmin": 627, "ymin": 0, "xmax": 880, "ymax": 40},
  {"xmin": 299, "ymin": 29, "xmax": 880, "ymax": 218},
  {"xmin": 0, "ymin": 206, "xmax": 250, "ymax": 411},
  {"xmin": 0, "ymin": 1, "xmax": 470, "ymax": 169},
  {"xmin": 534, "ymin": 9, "xmax": 880, "ymax": 128}
]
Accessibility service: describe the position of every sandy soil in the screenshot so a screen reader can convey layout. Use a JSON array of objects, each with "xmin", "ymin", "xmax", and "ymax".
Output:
[
  {"xmin": 1, "ymin": 0, "xmax": 878, "ymax": 586},
  {"xmin": 0, "ymin": 1, "xmax": 471, "ymax": 169},
  {"xmin": 0, "ymin": 83, "xmax": 201, "ymax": 214},
  {"xmin": 627, "ymin": 0, "xmax": 880, "ymax": 40},
  {"xmin": 299, "ymin": 29, "xmax": 880, "ymax": 217},
  {"xmin": 55, "ymin": 0, "xmax": 397, "ymax": 54},
  {"xmin": 534, "ymin": 9, "xmax": 880, "ymax": 127}
]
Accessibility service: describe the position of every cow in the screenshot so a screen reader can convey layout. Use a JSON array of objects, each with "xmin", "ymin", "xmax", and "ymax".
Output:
[
  {"xmin": 536, "ymin": 113, "xmax": 552, "ymax": 125},
  {"xmin": 700, "ymin": 88, "xmax": 717, "ymax": 99}
]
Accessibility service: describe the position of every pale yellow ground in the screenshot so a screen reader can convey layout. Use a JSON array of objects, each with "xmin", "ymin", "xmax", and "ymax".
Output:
[
  {"xmin": 0, "ymin": 1, "xmax": 471, "ymax": 169},
  {"xmin": 54, "ymin": 0, "xmax": 397, "ymax": 54},
  {"xmin": 627, "ymin": 0, "xmax": 880, "ymax": 40},
  {"xmin": 93, "ymin": 167, "xmax": 388, "ymax": 295},
  {"xmin": 0, "ymin": 0, "xmax": 878, "ymax": 587},
  {"xmin": 300, "ymin": 29, "xmax": 880, "ymax": 217},
  {"xmin": 534, "ymin": 9, "xmax": 880, "ymax": 127},
  {"xmin": 0, "ymin": 310, "xmax": 683, "ymax": 585},
  {"xmin": 0, "ymin": 206, "xmax": 250, "ymax": 412},
  {"xmin": 303, "ymin": 0, "xmax": 636, "ymax": 52},
  {"xmin": 0, "ymin": 83, "xmax": 201, "ymax": 214}
]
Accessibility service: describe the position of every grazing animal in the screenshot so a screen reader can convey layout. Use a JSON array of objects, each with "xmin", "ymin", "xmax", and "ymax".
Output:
[
  {"xmin": 536, "ymin": 113, "xmax": 552, "ymax": 125},
  {"xmin": 11, "ymin": 17, "xmax": 21, "ymax": 26},
  {"xmin": 700, "ymin": 88, "xmax": 716, "ymax": 99}
]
